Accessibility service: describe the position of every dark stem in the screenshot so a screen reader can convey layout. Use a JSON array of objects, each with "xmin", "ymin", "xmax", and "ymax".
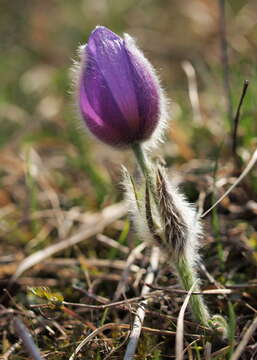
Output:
[{"xmin": 232, "ymin": 80, "xmax": 249, "ymax": 157}]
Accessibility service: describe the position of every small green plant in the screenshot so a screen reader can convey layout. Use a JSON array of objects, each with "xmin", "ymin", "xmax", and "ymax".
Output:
[{"xmin": 29, "ymin": 286, "xmax": 64, "ymax": 307}]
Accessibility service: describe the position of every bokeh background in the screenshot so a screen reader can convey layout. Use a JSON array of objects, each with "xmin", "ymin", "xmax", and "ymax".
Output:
[
  {"xmin": 1, "ymin": 1, "xmax": 257, "ymax": 358},
  {"xmin": 1, "ymin": 0, "xmax": 257, "ymax": 206}
]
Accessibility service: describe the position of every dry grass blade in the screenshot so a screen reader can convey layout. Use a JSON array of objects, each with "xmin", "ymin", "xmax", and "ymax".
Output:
[
  {"xmin": 41, "ymin": 258, "xmax": 141, "ymax": 272},
  {"xmin": 203, "ymin": 341, "xmax": 211, "ymax": 360},
  {"xmin": 68, "ymin": 324, "xmax": 110, "ymax": 360},
  {"xmin": 182, "ymin": 60, "xmax": 203, "ymax": 126},
  {"xmin": 210, "ymin": 346, "xmax": 230, "ymax": 358},
  {"xmin": 114, "ymin": 242, "xmax": 147, "ymax": 300},
  {"xmin": 68, "ymin": 322, "xmax": 179, "ymax": 360},
  {"xmin": 201, "ymin": 148, "xmax": 257, "ymax": 218},
  {"xmin": 61, "ymin": 290, "xmax": 160, "ymax": 310},
  {"xmin": 96, "ymin": 233, "xmax": 130, "ymax": 254},
  {"xmin": 11, "ymin": 201, "xmax": 128, "ymax": 281},
  {"xmin": 147, "ymin": 284, "xmax": 232, "ymax": 295},
  {"xmin": 26, "ymin": 148, "xmax": 66, "ymax": 239},
  {"xmin": 230, "ymin": 316, "xmax": 257, "ymax": 360},
  {"xmin": 13, "ymin": 318, "xmax": 42, "ymax": 360},
  {"xmin": 1, "ymin": 340, "xmax": 22, "ymax": 360},
  {"xmin": 123, "ymin": 246, "xmax": 160, "ymax": 360},
  {"xmin": 175, "ymin": 280, "xmax": 198, "ymax": 360}
]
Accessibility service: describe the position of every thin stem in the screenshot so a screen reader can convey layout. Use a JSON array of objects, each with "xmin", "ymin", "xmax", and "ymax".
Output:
[
  {"xmin": 131, "ymin": 143, "xmax": 157, "ymax": 201},
  {"xmin": 131, "ymin": 143, "xmax": 149, "ymax": 175},
  {"xmin": 232, "ymin": 80, "xmax": 249, "ymax": 157},
  {"xmin": 176, "ymin": 256, "xmax": 210, "ymax": 327},
  {"xmin": 131, "ymin": 143, "xmax": 152, "ymax": 181}
]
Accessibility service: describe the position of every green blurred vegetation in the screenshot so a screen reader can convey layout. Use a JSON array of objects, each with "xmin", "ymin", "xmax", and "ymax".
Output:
[
  {"xmin": 1, "ymin": 0, "xmax": 256, "ymax": 165},
  {"xmin": 0, "ymin": 2, "xmax": 256, "ymax": 213}
]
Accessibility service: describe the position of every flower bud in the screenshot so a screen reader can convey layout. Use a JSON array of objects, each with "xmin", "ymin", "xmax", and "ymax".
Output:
[{"xmin": 76, "ymin": 26, "xmax": 166, "ymax": 147}]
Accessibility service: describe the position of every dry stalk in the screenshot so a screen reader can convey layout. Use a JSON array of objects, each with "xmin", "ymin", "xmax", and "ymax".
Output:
[
  {"xmin": 176, "ymin": 280, "xmax": 198, "ymax": 360},
  {"xmin": 10, "ymin": 201, "xmax": 128, "ymax": 282},
  {"xmin": 182, "ymin": 60, "xmax": 203, "ymax": 126},
  {"xmin": 114, "ymin": 242, "xmax": 147, "ymax": 300},
  {"xmin": 123, "ymin": 246, "xmax": 160, "ymax": 360},
  {"xmin": 230, "ymin": 316, "xmax": 257, "ymax": 360}
]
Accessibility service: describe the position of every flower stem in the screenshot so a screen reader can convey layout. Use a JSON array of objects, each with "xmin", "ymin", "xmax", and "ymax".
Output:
[
  {"xmin": 131, "ymin": 143, "xmax": 156, "ymax": 199},
  {"xmin": 131, "ymin": 143, "xmax": 214, "ymax": 331},
  {"xmin": 176, "ymin": 256, "xmax": 210, "ymax": 327},
  {"xmin": 131, "ymin": 143, "xmax": 151, "ymax": 177}
]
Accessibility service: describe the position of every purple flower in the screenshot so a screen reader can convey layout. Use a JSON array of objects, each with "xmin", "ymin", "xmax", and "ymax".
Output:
[{"xmin": 76, "ymin": 26, "xmax": 166, "ymax": 147}]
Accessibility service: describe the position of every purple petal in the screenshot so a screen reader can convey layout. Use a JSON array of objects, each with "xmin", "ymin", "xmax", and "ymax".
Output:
[
  {"xmin": 80, "ymin": 78, "xmax": 132, "ymax": 146},
  {"xmin": 86, "ymin": 27, "xmax": 140, "ymax": 131},
  {"xmin": 124, "ymin": 35, "xmax": 161, "ymax": 140}
]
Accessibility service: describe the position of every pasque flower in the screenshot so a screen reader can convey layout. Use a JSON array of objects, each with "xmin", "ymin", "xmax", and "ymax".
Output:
[
  {"xmin": 73, "ymin": 26, "xmax": 228, "ymax": 339},
  {"xmin": 76, "ymin": 26, "xmax": 166, "ymax": 147}
]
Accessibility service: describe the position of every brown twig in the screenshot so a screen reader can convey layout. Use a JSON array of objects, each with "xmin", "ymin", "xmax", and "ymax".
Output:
[
  {"xmin": 30, "ymin": 291, "xmax": 162, "ymax": 311},
  {"xmin": 30, "ymin": 286, "xmax": 236, "ymax": 312}
]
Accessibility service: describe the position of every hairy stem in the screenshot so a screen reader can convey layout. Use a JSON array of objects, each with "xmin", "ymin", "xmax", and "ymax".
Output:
[
  {"xmin": 131, "ymin": 143, "xmax": 212, "ymax": 330},
  {"xmin": 176, "ymin": 256, "xmax": 210, "ymax": 327},
  {"xmin": 131, "ymin": 143, "xmax": 157, "ymax": 200}
]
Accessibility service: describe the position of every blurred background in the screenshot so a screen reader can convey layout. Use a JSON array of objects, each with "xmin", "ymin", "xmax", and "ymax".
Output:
[{"xmin": 0, "ymin": 0, "xmax": 256, "ymax": 243}]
